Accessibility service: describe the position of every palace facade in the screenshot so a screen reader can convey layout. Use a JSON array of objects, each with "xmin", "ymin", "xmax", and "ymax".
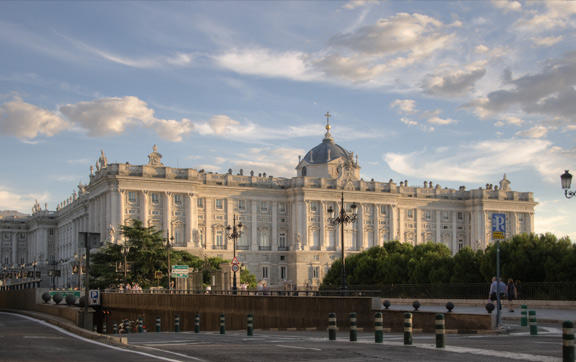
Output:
[{"xmin": 0, "ymin": 121, "xmax": 537, "ymax": 289}]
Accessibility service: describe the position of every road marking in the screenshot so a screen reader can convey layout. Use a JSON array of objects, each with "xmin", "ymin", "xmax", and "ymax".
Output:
[{"xmin": 276, "ymin": 344, "xmax": 322, "ymax": 351}]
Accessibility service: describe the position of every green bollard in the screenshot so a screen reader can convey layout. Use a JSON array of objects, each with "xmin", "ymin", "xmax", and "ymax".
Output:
[
  {"xmin": 328, "ymin": 313, "xmax": 337, "ymax": 341},
  {"xmin": 195, "ymin": 313, "xmax": 200, "ymax": 333},
  {"xmin": 563, "ymin": 320, "xmax": 575, "ymax": 362},
  {"xmin": 156, "ymin": 316, "xmax": 161, "ymax": 332},
  {"xmin": 220, "ymin": 313, "xmax": 226, "ymax": 335},
  {"xmin": 529, "ymin": 310, "xmax": 538, "ymax": 335},
  {"xmin": 521, "ymin": 305, "xmax": 528, "ymax": 327},
  {"xmin": 247, "ymin": 313, "xmax": 254, "ymax": 336},
  {"xmin": 113, "ymin": 322, "xmax": 118, "ymax": 334},
  {"xmin": 374, "ymin": 312, "xmax": 383, "ymax": 343},
  {"xmin": 349, "ymin": 312, "xmax": 357, "ymax": 342},
  {"xmin": 435, "ymin": 313, "xmax": 445, "ymax": 348},
  {"xmin": 103, "ymin": 322, "xmax": 107, "ymax": 335},
  {"xmin": 93, "ymin": 324, "xmax": 97, "ymax": 333},
  {"xmin": 404, "ymin": 312, "xmax": 413, "ymax": 346},
  {"xmin": 138, "ymin": 317, "xmax": 143, "ymax": 333},
  {"xmin": 174, "ymin": 314, "xmax": 180, "ymax": 333}
]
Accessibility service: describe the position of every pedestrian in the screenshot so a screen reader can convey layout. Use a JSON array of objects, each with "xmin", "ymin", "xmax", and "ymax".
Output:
[
  {"xmin": 489, "ymin": 276, "xmax": 506, "ymax": 310},
  {"xmin": 506, "ymin": 278, "xmax": 517, "ymax": 312}
]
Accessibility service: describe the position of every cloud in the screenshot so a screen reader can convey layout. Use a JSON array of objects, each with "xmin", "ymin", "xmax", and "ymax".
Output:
[
  {"xmin": 428, "ymin": 116, "xmax": 458, "ymax": 126},
  {"xmin": 515, "ymin": 125, "xmax": 549, "ymax": 139},
  {"xmin": 391, "ymin": 99, "xmax": 455, "ymax": 130},
  {"xmin": 214, "ymin": 48, "xmax": 318, "ymax": 81},
  {"xmin": 390, "ymin": 99, "xmax": 417, "ymax": 114},
  {"xmin": 530, "ymin": 35, "xmax": 564, "ymax": 47},
  {"xmin": 490, "ymin": 0, "xmax": 522, "ymax": 13},
  {"xmin": 343, "ymin": 0, "xmax": 378, "ymax": 10},
  {"xmin": 0, "ymin": 96, "xmax": 70, "ymax": 139},
  {"xmin": 0, "ymin": 187, "xmax": 50, "ymax": 214},
  {"xmin": 384, "ymin": 138, "xmax": 556, "ymax": 183},
  {"xmin": 421, "ymin": 62, "xmax": 486, "ymax": 97},
  {"xmin": 516, "ymin": 1, "xmax": 576, "ymax": 31},
  {"xmin": 464, "ymin": 51, "xmax": 576, "ymax": 122}
]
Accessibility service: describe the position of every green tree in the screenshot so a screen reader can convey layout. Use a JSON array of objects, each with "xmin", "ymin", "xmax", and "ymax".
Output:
[
  {"xmin": 89, "ymin": 243, "xmax": 124, "ymax": 289},
  {"xmin": 240, "ymin": 267, "xmax": 258, "ymax": 288}
]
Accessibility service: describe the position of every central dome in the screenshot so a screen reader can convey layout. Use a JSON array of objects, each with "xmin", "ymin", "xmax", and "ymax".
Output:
[{"xmin": 302, "ymin": 136, "xmax": 350, "ymax": 164}]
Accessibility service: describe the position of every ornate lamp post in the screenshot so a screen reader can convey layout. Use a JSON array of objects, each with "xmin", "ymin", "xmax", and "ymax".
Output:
[
  {"xmin": 165, "ymin": 230, "xmax": 174, "ymax": 290},
  {"xmin": 226, "ymin": 215, "xmax": 243, "ymax": 295},
  {"xmin": 327, "ymin": 192, "xmax": 358, "ymax": 292},
  {"xmin": 2, "ymin": 265, "xmax": 6, "ymax": 286},
  {"xmin": 122, "ymin": 244, "xmax": 130, "ymax": 287},
  {"xmin": 20, "ymin": 263, "xmax": 25, "ymax": 282},
  {"xmin": 561, "ymin": 170, "xmax": 575, "ymax": 198}
]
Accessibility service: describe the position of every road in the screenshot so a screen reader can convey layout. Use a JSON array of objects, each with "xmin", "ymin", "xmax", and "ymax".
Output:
[{"xmin": 0, "ymin": 312, "xmax": 567, "ymax": 362}]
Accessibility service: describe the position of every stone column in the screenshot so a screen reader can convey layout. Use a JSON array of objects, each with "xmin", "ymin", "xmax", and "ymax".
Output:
[{"xmin": 141, "ymin": 191, "xmax": 149, "ymax": 227}]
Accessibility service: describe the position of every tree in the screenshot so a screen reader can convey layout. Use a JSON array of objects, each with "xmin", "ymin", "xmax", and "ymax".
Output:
[{"xmin": 89, "ymin": 243, "xmax": 124, "ymax": 289}]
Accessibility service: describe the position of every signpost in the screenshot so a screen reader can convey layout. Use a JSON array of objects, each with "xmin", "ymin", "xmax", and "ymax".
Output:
[
  {"xmin": 492, "ymin": 213, "xmax": 506, "ymax": 328},
  {"xmin": 171, "ymin": 265, "xmax": 189, "ymax": 278}
]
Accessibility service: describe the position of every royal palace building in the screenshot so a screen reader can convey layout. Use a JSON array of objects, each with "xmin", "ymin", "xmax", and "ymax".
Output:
[{"xmin": 0, "ymin": 121, "xmax": 537, "ymax": 290}]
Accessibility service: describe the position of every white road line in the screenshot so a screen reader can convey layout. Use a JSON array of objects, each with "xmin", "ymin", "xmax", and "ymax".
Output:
[
  {"xmin": 0, "ymin": 312, "xmax": 199, "ymax": 362},
  {"xmin": 276, "ymin": 344, "xmax": 322, "ymax": 351}
]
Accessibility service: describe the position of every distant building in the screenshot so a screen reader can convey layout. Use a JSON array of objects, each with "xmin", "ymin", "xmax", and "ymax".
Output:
[{"xmin": 0, "ymin": 119, "xmax": 537, "ymax": 289}]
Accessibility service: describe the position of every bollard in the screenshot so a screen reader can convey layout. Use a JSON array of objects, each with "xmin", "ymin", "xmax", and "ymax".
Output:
[
  {"xmin": 521, "ymin": 305, "xmax": 528, "ymax": 327},
  {"xmin": 374, "ymin": 312, "xmax": 383, "ymax": 343},
  {"xmin": 113, "ymin": 322, "xmax": 118, "ymax": 334},
  {"xmin": 328, "ymin": 313, "xmax": 337, "ymax": 341},
  {"xmin": 174, "ymin": 314, "xmax": 180, "ymax": 333},
  {"xmin": 404, "ymin": 312, "xmax": 413, "ymax": 346},
  {"xmin": 195, "ymin": 313, "xmax": 200, "ymax": 333},
  {"xmin": 247, "ymin": 313, "xmax": 254, "ymax": 336},
  {"xmin": 103, "ymin": 322, "xmax": 107, "ymax": 335},
  {"xmin": 93, "ymin": 324, "xmax": 97, "ymax": 333},
  {"xmin": 563, "ymin": 320, "xmax": 575, "ymax": 362},
  {"xmin": 220, "ymin": 313, "xmax": 226, "ymax": 335},
  {"xmin": 435, "ymin": 314, "xmax": 445, "ymax": 348},
  {"xmin": 138, "ymin": 317, "xmax": 144, "ymax": 333},
  {"xmin": 349, "ymin": 312, "xmax": 357, "ymax": 342},
  {"xmin": 156, "ymin": 316, "xmax": 161, "ymax": 332},
  {"xmin": 529, "ymin": 310, "xmax": 538, "ymax": 335},
  {"xmin": 126, "ymin": 320, "xmax": 130, "ymax": 334}
]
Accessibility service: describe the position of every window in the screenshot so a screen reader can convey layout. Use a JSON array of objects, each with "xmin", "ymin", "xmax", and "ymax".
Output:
[
  {"xmin": 457, "ymin": 212, "xmax": 463, "ymax": 221},
  {"xmin": 407, "ymin": 209, "xmax": 414, "ymax": 219},
  {"xmin": 259, "ymin": 229, "xmax": 270, "ymax": 250},
  {"xmin": 215, "ymin": 199, "xmax": 223, "ymax": 210},
  {"xmin": 197, "ymin": 198, "xmax": 204, "ymax": 208},
  {"xmin": 174, "ymin": 194, "xmax": 182, "ymax": 206},
  {"xmin": 49, "ymin": 228, "xmax": 54, "ymax": 236},
  {"xmin": 280, "ymin": 255, "xmax": 286, "ymax": 261},
  {"xmin": 280, "ymin": 266, "xmax": 287, "ymax": 280},
  {"xmin": 262, "ymin": 266, "xmax": 269, "ymax": 279},
  {"xmin": 425, "ymin": 210, "xmax": 432, "ymax": 220},
  {"xmin": 238, "ymin": 200, "xmax": 246, "ymax": 211},
  {"xmin": 279, "ymin": 232, "xmax": 287, "ymax": 248},
  {"xmin": 313, "ymin": 255, "xmax": 319, "ymax": 261},
  {"xmin": 261, "ymin": 201, "xmax": 268, "ymax": 213},
  {"xmin": 518, "ymin": 214, "xmax": 525, "ymax": 223},
  {"xmin": 214, "ymin": 229, "xmax": 225, "ymax": 249},
  {"xmin": 443, "ymin": 211, "xmax": 449, "ymax": 221},
  {"xmin": 19, "ymin": 233, "xmax": 25, "ymax": 240},
  {"xmin": 151, "ymin": 193, "xmax": 160, "ymax": 204},
  {"xmin": 310, "ymin": 201, "xmax": 318, "ymax": 212},
  {"xmin": 128, "ymin": 191, "xmax": 136, "ymax": 203},
  {"xmin": 278, "ymin": 202, "xmax": 286, "ymax": 214},
  {"xmin": 380, "ymin": 205, "xmax": 387, "ymax": 216},
  {"xmin": 312, "ymin": 266, "xmax": 320, "ymax": 279}
]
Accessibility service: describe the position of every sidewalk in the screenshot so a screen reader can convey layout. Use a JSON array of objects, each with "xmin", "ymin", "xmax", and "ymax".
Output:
[{"xmin": 382, "ymin": 303, "xmax": 575, "ymax": 324}]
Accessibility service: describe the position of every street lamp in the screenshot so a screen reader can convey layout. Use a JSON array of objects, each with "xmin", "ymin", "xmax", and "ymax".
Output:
[
  {"xmin": 20, "ymin": 263, "xmax": 25, "ymax": 282},
  {"xmin": 32, "ymin": 260, "xmax": 37, "ymax": 284},
  {"xmin": 121, "ymin": 244, "xmax": 130, "ymax": 287},
  {"xmin": 561, "ymin": 170, "xmax": 575, "ymax": 198},
  {"xmin": 226, "ymin": 215, "xmax": 243, "ymax": 295},
  {"xmin": 165, "ymin": 229, "xmax": 174, "ymax": 291},
  {"xmin": 2, "ymin": 265, "xmax": 6, "ymax": 286},
  {"xmin": 327, "ymin": 192, "xmax": 358, "ymax": 292}
]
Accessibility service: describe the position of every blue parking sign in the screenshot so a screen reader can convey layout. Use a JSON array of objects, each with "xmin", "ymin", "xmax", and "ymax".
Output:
[{"xmin": 492, "ymin": 213, "xmax": 506, "ymax": 240}]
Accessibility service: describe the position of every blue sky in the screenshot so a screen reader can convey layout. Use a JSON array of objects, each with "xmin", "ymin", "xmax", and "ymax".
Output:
[{"xmin": 1, "ymin": 1, "xmax": 575, "ymax": 240}]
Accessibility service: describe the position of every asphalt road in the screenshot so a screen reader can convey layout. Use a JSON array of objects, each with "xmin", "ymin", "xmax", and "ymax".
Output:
[{"xmin": 0, "ymin": 312, "xmax": 568, "ymax": 362}]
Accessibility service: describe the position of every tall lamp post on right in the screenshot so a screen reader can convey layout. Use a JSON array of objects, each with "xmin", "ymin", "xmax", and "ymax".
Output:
[
  {"xmin": 561, "ymin": 170, "xmax": 575, "ymax": 198},
  {"xmin": 327, "ymin": 192, "xmax": 358, "ymax": 292}
]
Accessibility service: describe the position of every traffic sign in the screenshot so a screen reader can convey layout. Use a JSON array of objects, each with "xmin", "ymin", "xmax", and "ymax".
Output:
[
  {"xmin": 171, "ymin": 265, "xmax": 189, "ymax": 278},
  {"xmin": 492, "ymin": 213, "xmax": 506, "ymax": 240},
  {"xmin": 89, "ymin": 289, "xmax": 100, "ymax": 306},
  {"xmin": 231, "ymin": 257, "xmax": 240, "ymax": 265},
  {"xmin": 231, "ymin": 264, "xmax": 240, "ymax": 272}
]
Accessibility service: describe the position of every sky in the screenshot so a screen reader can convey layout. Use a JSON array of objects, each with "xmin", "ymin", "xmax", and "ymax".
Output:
[{"xmin": 0, "ymin": 0, "xmax": 575, "ymax": 240}]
